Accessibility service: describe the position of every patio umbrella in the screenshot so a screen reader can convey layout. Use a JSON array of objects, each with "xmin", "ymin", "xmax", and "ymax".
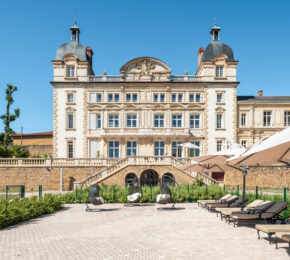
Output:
[
  {"xmin": 177, "ymin": 142, "xmax": 200, "ymax": 149},
  {"xmin": 228, "ymin": 127, "xmax": 290, "ymax": 166}
]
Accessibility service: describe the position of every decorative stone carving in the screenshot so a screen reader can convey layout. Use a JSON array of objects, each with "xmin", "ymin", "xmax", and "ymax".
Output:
[{"xmin": 120, "ymin": 57, "xmax": 171, "ymax": 81}]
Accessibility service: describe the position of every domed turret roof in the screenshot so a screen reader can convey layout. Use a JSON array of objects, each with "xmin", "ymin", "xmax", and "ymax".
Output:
[
  {"xmin": 201, "ymin": 41, "xmax": 235, "ymax": 62},
  {"xmin": 55, "ymin": 23, "xmax": 90, "ymax": 62},
  {"xmin": 201, "ymin": 24, "xmax": 236, "ymax": 62}
]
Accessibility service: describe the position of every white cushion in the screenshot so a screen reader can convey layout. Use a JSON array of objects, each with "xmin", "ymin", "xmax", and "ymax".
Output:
[
  {"xmin": 156, "ymin": 194, "xmax": 171, "ymax": 204},
  {"xmin": 127, "ymin": 193, "xmax": 142, "ymax": 202}
]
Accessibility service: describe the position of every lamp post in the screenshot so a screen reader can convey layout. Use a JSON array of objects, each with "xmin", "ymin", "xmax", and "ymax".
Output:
[{"xmin": 242, "ymin": 165, "xmax": 247, "ymax": 209}]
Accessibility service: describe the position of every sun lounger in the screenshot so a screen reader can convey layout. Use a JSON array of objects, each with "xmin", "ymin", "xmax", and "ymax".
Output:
[
  {"xmin": 255, "ymin": 224, "xmax": 290, "ymax": 244},
  {"xmin": 200, "ymin": 195, "xmax": 235, "ymax": 209},
  {"xmin": 274, "ymin": 232, "xmax": 290, "ymax": 249},
  {"xmin": 197, "ymin": 194, "xmax": 231, "ymax": 207},
  {"xmin": 218, "ymin": 199, "xmax": 264, "ymax": 220},
  {"xmin": 232, "ymin": 202, "xmax": 288, "ymax": 227},
  {"xmin": 206, "ymin": 195, "xmax": 239, "ymax": 211}
]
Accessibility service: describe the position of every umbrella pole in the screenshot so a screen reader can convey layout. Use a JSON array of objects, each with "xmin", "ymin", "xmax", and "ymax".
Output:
[{"xmin": 242, "ymin": 165, "xmax": 247, "ymax": 209}]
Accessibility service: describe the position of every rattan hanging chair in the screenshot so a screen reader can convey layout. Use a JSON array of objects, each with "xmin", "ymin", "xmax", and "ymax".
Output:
[
  {"xmin": 156, "ymin": 174, "xmax": 180, "ymax": 209},
  {"xmin": 125, "ymin": 177, "xmax": 142, "ymax": 206},
  {"xmin": 85, "ymin": 184, "xmax": 104, "ymax": 212}
]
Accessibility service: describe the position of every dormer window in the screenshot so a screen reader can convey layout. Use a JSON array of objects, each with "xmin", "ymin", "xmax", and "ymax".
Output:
[
  {"xmin": 66, "ymin": 66, "xmax": 75, "ymax": 78},
  {"xmin": 216, "ymin": 66, "xmax": 224, "ymax": 78}
]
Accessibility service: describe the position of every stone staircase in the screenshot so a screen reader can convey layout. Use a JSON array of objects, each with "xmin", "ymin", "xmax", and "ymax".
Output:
[{"xmin": 74, "ymin": 156, "xmax": 219, "ymax": 188}]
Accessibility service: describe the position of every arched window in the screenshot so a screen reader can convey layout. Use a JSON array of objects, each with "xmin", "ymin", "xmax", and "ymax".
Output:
[
  {"xmin": 162, "ymin": 173, "xmax": 175, "ymax": 185},
  {"xmin": 140, "ymin": 169, "xmax": 159, "ymax": 186},
  {"xmin": 125, "ymin": 173, "xmax": 138, "ymax": 186}
]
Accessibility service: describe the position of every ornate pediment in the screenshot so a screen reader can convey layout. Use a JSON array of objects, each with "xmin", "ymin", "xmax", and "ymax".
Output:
[
  {"xmin": 120, "ymin": 57, "xmax": 171, "ymax": 81},
  {"xmin": 124, "ymin": 104, "xmax": 140, "ymax": 110},
  {"xmin": 65, "ymin": 106, "xmax": 76, "ymax": 112},
  {"xmin": 105, "ymin": 104, "xmax": 122, "ymax": 110},
  {"xmin": 215, "ymin": 106, "xmax": 226, "ymax": 112},
  {"xmin": 88, "ymin": 104, "xmax": 103, "ymax": 111},
  {"xmin": 152, "ymin": 104, "xmax": 167, "ymax": 110},
  {"xmin": 187, "ymin": 104, "xmax": 204, "ymax": 110},
  {"xmin": 169, "ymin": 103, "xmax": 185, "ymax": 110}
]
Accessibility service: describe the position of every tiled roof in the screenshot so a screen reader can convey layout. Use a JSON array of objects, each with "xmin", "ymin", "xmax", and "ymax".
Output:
[
  {"xmin": 238, "ymin": 96, "xmax": 290, "ymax": 103},
  {"xmin": 11, "ymin": 131, "xmax": 53, "ymax": 137}
]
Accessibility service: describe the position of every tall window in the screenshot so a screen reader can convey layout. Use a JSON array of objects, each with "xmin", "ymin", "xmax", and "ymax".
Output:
[
  {"xmin": 189, "ymin": 94, "xmax": 194, "ymax": 102},
  {"xmin": 126, "ymin": 114, "xmax": 137, "ymax": 128},
  {"xmin": 154, "ymin": 114, "xmax": 164, "ymax": 127},
  {"xmin": 89, "ymin": 93, "xmax": 95, "ymax": 103},
  {"xmin": 108, "ymin": 141, "xmax": 119, "ymax": 158},
  {"xmin": 189, "ymin": 93, "xmax": 202, "ymax": 103},
  {"xmin": 178, "ymin": 94, "xmax": 183, "ymax": 102},
  {"xmin": 172, "ymin": 141, "xmax": 182, "ymax": 157},
  {"xmin": 154, "ymin": 141, "xmax": 165, "ymax": 156},
  {"xmin": 189, "ymin": 141, "xmax": 200, "ymax": 157},
  {"xmin": 263, "ymin": 111, "xmax": 272, "ymax": 126},
  {"xmin": 216, "ymin": 114, "xmax": 223, "ymax": 129},
  {"xmin": 108, "ymin": 114, "xmax": 119, "ymax": 128},
  {"xmin": 216, "ymin": 140, "xmax": 223, "ymax": 152},
  {"xmin": 215, "ymin": 66, "xmax": 224, "ymax": 77},
  {"xmin": 67, "ymin": 114, "xmax": 74, "ymax": 129},
  {"xmin": 67, "ymin": 93, "xmax": 74, "ymax": 103},
  {"xmin": 89, "ymin": 113, "xmax": 101, "ymax": 129},
  {"xmin": 108, "ymin": 93, "xmax": 119, "ymax": 102},
  {"xmin": 241, "ymin": 140, "xmax": 247, "ymax": 148},
  {"xmin": 172, "ymin": 114, "xmax": 182, "ymax": 128},
  {"xmin": 171, "ymin": 93, "xmax": 177, "ymax": 102},
  {"xmin": 190, "ymin": 114, "xmax": 200, "ymax": 128},
  {"xmin": 195, "ymin": 93, "xmax": 201, "ymax": 102},
  {"xmin": 160, "ymin": 93, "xmax": 165, "ymax": 102},
  {"xmin": 126, "ymin": 93, "xmax": 138, "ymax": 102},
  {"xmin": 67, "ymin": 141, "xmax": 74, "ymax": 158},
  {"xmin": 284, "ymin": 111, "xmax": 290, "ymax": 126},
  {"xmin": 241, "ymin": 113, "xmax": 247, "ymax": 126},
  {"xmin": 154, "ymin": 93, "xmax": 165, "ymax": 102},
  {"xmin": 127, "ymin": 141, "xmax": 137, "ymax": 156},
  {"xmin": 96, "ymin": 93, "xmax": 102, "ymax": 102},
  {"xmin": 66, "ymin": 66, "xmax": 75, "ymax": 77},
  {"xmin": 216, "ymin": 93, "xmax": 223, "ymax": 103}
]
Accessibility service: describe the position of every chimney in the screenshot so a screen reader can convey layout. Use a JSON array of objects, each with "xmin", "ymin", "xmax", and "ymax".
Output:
[
  {"xmin": 257, "ymin": 90, "xmax": 263, "ymax": 97},
  {"xmin": 86, "ymin": 46, "xmax": 93, "ymax": 67},
  {"xmin": 197, "ymin": 47, "xmax": 204, "ymax": 66}
]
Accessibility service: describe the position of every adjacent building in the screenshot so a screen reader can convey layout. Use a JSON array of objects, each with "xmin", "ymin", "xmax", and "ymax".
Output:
[{"xmin": 51, "ymin": 23, "xmax": 290, "ymax": 159}]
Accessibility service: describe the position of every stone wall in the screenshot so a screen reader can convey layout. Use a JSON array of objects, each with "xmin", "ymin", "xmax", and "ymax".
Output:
[
  {"xmin": 0, "ymin": 166, "xmax": 105, "ymax": 191},
  {"xmin": 224, "ymin": 166, "xmax": 290, "ymax": 189}
]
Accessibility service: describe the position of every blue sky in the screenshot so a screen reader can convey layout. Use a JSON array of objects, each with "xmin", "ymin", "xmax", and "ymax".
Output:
[{"xmin": 0, "ymin": 0, "xmax": 290, "ymax": 133}]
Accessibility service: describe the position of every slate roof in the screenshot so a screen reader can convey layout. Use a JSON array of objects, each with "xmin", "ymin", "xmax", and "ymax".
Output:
[
  {"xmin": 201, "ymin": 41, "xmax": 236, "ymax": 62},
  {"xmin": 238, "ymin": 96, "xmax": 290, "ymax": 103}
]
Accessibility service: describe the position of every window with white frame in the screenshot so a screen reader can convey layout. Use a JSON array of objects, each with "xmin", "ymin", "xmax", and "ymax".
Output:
[
  {"xmin": 127, "ymin": 141, "xmax": 137, "ymax": 156},
  {"xmin": 108, "ymin": 93, "xmax": 119, "ymax": 102},
  {"xmin": 190, "ymin": 114, "xmax": 200, "ymax": 128},
  {"xmin": 89, "ymin": 113, "xmax": 101, "ymax": 129},
  {"xmin": 189, "ymin": 141, "xmax": 200, "ymax": 157},
  {"xmin": 108, "ymin": 114, "xmax": 119, "ymax": 128},
  {"xmin": 189, "ymin": 93, "xmax": 202, "ymax": 103},
  {"xmin": 241, "ymin": 113, "xmax": 247, "ymax": 126},
  {"xmin": 216, "ymin": 93, "xmax": 223, "ymax": 103},
  {"xmin": 96, "ymin": 93, "xmax": 102, "ymax": 102},
  {"xmin": 67, "ymin": 141, "xmax": 74, "ymax": 158},
  {"xmin": 241, "ymin": 140, "xmax": 247, "ymax": 148},
  {"xmin": 126, "ymin": 93, "xmax": 138, "ymax": 102},
  {"xmin": 154, "ymin": 114, "xmax": 164, "ymax": 127},
  {"xmin": 108, "ymin": 141, "xmax": 119, "ymax": 158},
  {"xmin": 171, "ymin": 93, "xmax": 177, "ymax": 102},
  {"xmin": 67, "ymin": 113, "xmax": 74, "ymax": 129},
  {"xmin": 67, "ymin": 93, "xmax": 74, "ymax": 103},
  {"xmin": 263, "ymin": 111, "xmax": 272, "ymax": 126},
  {"xmin": 153, "ymin": 93, "xmax": 165, "ymax": 102},
  {"xmin": 215, "ymin": 66, "xmax": 224, "ymax": 77},
  {"xmin": 154, "ymin": 141, "xmax": 165, "ymax": 156},
  {"xmin": 216, "ymin": 140, "xmax": 223, "ymax": 152},
  {"xmin": 126, "ymin": 114, "xmax": 137, "ymax": 128},
  {"xmin": 172, "ymin": 141, "xmax": 182, "ymax": 157},
  {"xmin": 172, "ymin": 114, "xmax": 182, "ymax": 128},
  {"xmin": 171, "ymin": 93, "xmax": 183, "ymax": 102},
  {"xmin": 89, "ymin": 93, "xmax": 95, "ymax": 103},
  {"xmin": 66, "ymin": 66, "xmax": 75, "ymax": 77},
  {"xmin": 284, "ymin": 111, "xmax": 290, "ymax": 126},
  {"xmin": 216, "ymin": 113, "xmax": 223, "ymax": 129},
  {"xmin": 178, "ymin": 93, "xmax": 183, "ymax": 102}
]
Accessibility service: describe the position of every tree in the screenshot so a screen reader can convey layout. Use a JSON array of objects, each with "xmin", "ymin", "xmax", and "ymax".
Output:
[{"xmin": 0, "ymin": 84, "xmax": 20, "ymax": 148}]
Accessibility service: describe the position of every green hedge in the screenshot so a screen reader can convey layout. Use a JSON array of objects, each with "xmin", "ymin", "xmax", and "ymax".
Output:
[
  {"xmin": 60, "ymin": 184, "xmax": 227, "ymax": 204},
  {"xmin": 0, "ymin": 194, "xmax": 62, "ymax": 229}
]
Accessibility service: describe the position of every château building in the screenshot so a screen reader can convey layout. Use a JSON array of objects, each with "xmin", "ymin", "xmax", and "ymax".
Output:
[{"xmin": 51, "ymin": 23, "xmax": 290, "ymax": 159}]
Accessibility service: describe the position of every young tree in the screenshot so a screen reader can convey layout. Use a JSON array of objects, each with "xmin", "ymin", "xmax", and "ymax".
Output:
[{"xmin": 0, "ymin": 84, "xmax": 20, "ymax": 148}]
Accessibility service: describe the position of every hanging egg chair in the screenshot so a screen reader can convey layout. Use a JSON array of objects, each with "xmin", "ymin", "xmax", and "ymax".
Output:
[
  {"xmin": 124, "ymin": 174, "xmax": 142, "ymax": 206},
  {"xmin": 85, "ymin": 184, "xmax": 104, "ymax": 212},
  {"xmin": 156, "ymin": 173, "xmax": 180, "ymax": 209}
]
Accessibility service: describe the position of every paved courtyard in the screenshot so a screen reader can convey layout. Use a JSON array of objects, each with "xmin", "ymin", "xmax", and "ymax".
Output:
[{"xmin": 0, "ymin": 203, "xmax": 289, "ymax": 259}]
